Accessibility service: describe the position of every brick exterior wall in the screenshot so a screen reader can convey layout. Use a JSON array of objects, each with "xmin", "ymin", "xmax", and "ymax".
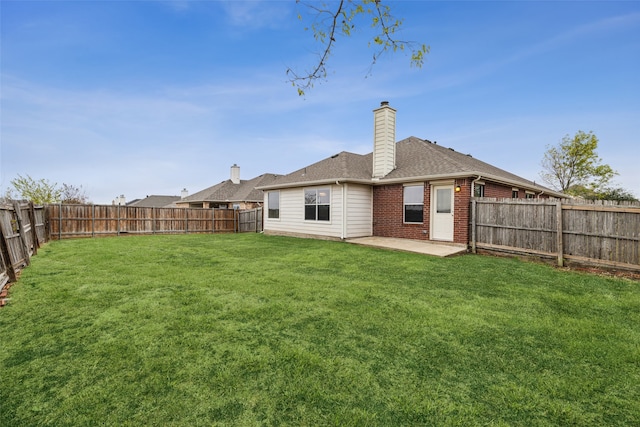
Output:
[
  {"xmin": 372, "ymin": 178, "xmax": 548, "ymax": 245},
  {"xmin": 454, "ymin": 179, "xmax": 471, "ymax": 244},
  {"xmin": 373, "ymin": 184, "xmax": 431, "ymax": 240},
  {"xmin": 483, "ymin": 181, "xmax": 516, "ymax": 198}
]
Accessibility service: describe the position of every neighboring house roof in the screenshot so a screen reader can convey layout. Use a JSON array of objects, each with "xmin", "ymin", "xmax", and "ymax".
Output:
[
  {"xmin": 128, "ymin": 195, "xmax": 182, "ymax": 208},
  {"xmin": 258, "ymin": 136, "xmax": 564, "ymax": 197},
  {"xmin": 181, "ymin": 173, "xmax": 281, "ymax": 204}
]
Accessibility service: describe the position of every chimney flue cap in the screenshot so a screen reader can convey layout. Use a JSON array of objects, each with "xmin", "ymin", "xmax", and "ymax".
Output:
[{"xmin": 380, "ymin": 101, "xmax": 389, "ymax": 106}]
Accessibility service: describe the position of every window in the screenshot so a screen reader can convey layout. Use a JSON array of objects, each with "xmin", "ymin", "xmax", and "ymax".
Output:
[
  {"xmin": 474, "ymin": 183, "xmax": 485, "ymax": 198},
  {"xmin": 436, "ymin": 188, "xmax": 452, "ymax": 213},
  {"xmin": 404, "ymin": 185, "xmax": 424, "ymax": 223},
  {"xmin": 512, "ymin": 189, "xmax": 519, "ymax": 198},
  {"xmin": 526, "ymin": 192, "xmax": 536, "ymax": 199},
  {"xmin": 268, "ymin": 191, "xmax": 279, "ymax": 219},
  {"xmin": 304, "ymin": 188, "xmax": 330, "ymax": 221}
]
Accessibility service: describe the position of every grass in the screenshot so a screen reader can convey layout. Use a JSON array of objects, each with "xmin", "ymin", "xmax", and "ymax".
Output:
[{"xmin": 0, "ymin": 233, "xmax": 638, "ymax": 426}]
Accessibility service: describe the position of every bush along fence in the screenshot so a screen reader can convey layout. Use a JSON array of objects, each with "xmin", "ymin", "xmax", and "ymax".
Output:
[
  {"xmin": 470, "ymin": 198, "xmax": 640, "ymax": 272},
  {"xmin": 0, "ymin": 202, "xmax": 48, "ymax": 306},
  {"xmin": 47, "ymin": 204, "xmax": 264, "ymax": 239}
]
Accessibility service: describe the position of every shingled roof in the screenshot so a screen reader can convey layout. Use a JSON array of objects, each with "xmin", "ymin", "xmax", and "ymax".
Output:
[
  {"xmin": 258, "ymin": 136, "xmax": 562, "ymax": 196},
  {"xmin": 182, "ymin": 173, "xmax": 281, "ymax": 204},
  {"xmin": 128, "ymin": 195, "xmax": 181, "ymax": 208}
]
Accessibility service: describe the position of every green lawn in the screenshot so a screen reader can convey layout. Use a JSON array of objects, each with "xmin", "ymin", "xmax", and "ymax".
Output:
[{"xmin": 1, "ymin": 234, "xmax": 638, "ymax": 426}]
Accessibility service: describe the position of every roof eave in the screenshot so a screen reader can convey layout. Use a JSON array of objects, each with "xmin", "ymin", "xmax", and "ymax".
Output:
[
  {"xmin": 258, "ymin": 172, "xmax": 565, "ymax": 198},
  {"xmin": 257, "ymin": 178, "xmax": 373, "ymax": 191}
]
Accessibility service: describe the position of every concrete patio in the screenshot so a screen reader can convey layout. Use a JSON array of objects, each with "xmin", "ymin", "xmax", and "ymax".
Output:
[{"xmin": 346, "ymin": 237, "xmax": 468, "ymax": 257}]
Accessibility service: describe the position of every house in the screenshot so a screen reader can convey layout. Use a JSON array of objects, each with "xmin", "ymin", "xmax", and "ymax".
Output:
[
  {"xmin": 176, "ymin": 164, "xmax": 281, "ymax": 210},
  {"xmin": 127, "ymin": 194, "xmax": 183, "ymax": 208},
  {"xmin": 257, "ymin": 102, "xmax": 564, "ymax": 245}
]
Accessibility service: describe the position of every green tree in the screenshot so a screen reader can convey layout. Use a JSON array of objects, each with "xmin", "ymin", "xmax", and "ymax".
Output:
[
  {"xmin": 569, "ymin": 184, "xmax": 638, "ymax": 202},
  {"xmin": 8, "ymin": 174, "xmax": 62, "ymax": 204},
  {"xmin": 289, "ymin": 0, "xmax": 429, "ymax": 95},
  {"xmin": 6, "ymin": 174, "xmax": 91, "ymax": 204},
  {"xmin": 540, "ymin": 131, "xmax": 617, "ymax": 194}
]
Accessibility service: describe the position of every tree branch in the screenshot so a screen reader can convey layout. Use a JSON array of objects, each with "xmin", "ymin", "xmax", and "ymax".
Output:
[{"xmin": 288, "ymin": 0, "xmax": 429, "ymax": 96}]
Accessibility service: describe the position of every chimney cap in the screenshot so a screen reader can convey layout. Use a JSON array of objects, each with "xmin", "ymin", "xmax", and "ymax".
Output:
[{"xmin": 380, "ymin": 101, "xmax": 389, "ymax": 106}]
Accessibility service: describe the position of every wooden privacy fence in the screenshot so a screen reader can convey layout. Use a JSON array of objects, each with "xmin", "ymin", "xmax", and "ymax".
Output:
[
  {"xmin": 0, "ymin": 202, "xmax": 47, "ymax": 291},
  {"xmin": 47, "ymin": 204, "xmax": 263, "ymax": 239},
  {"xmin": 238, "ymin": 207, "xmax": 263, "ymax": 233},
  {"xmin": 471, "ymin": 198, "xmax": 640, "ymax": 271}
]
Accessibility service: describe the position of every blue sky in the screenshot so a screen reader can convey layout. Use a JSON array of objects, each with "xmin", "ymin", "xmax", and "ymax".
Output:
[{"xmin": 2, "ymin": 0, "xmax": 639, "ymax": 204}]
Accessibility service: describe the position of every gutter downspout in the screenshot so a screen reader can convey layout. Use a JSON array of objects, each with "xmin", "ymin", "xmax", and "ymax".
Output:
[
  {"xmin": 471, "ymin": 175, "xmax": 483, "ymax": 198},
  {"xmin": 336, "ymin": 181, "xmax": 346, "ymax": 240}
]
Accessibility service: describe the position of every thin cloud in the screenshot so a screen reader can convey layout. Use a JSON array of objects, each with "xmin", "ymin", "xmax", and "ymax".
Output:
[
  {"xmin": 507, "ymin": 11, "xmax": 640, "ymax": 64},
  {"xmin": 424, "ymin": 11, "xmax": 640, "ymax": 92}
]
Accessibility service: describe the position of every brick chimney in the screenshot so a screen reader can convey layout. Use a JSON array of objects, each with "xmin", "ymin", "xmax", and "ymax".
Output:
[
  {"xmin": 372, "ymin": 101, "xmax": 396, "ymax": 179},
  {"xmin": 230, "ymin": 164, "xmax": 240, "ymax": 184}
]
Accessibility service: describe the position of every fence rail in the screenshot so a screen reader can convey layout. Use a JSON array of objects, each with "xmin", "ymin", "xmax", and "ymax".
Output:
[
  {"xmin": 47, "ymin": 204, "xmax": 263, "ymax": 239},
  {"xmin": 471, "ymin": 198, "xmax": 640, "ymax": 271}
]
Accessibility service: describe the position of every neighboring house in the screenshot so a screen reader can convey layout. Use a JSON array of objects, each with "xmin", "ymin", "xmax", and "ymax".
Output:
[
  {"xmin": 128, "ymin": 195, "xmax": 183, "ymax": 208},
  {"xmin": 258, "ymin": 102, "xmax": 564, "ymax": 245},
  {"xmin": 176, "ymin": 164, "xmax": 281, "ymax": 210}
]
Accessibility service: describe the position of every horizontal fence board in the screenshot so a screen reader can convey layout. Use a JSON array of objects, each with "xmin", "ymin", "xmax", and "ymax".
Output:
[
  {"xmin": 47, "ymin": 204, "xmax": 262, "ymax": 239},
  {"xmin": 472, "ymin": 198, "xmax": 640, "ymax": 271}
]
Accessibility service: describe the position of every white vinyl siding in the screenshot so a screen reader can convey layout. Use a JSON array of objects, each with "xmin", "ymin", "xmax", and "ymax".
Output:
[
  {"xmin": 263, "ymin": 183, "xmax": 372, "ymax": 239},
  {"xmin": 344, "ymin": 184, "xmax": 373, "ymax": 237}
]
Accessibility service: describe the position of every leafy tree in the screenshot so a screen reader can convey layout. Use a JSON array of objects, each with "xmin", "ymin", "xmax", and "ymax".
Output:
[
  {"xmin": 8, "ymin": 174, "xmax": 62, "ymax": 204},
  {"xmin": 597, "ymin": 187, "xmax": 638, "ymax": 202},
  {"xmin": 5, "ymin": 174, "xmax": 91, "ymax": 204},
  {"xmin": 289, "ymin": 0, "xmax": 429, "ymax": 95},
  {"xmin": 540, "ymin": 131, "xmax": 617, "ymax": 194},
  {"xmin": 569, "ymin": 184, "xmax": 638, "ymax": 202}
]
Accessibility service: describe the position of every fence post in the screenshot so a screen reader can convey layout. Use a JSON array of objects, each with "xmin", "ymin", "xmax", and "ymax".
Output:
[
  {"xmin": 92, "ymin": 204, "xmax": 96, "ymax": 238},
  {"xmin": 58, "ymin": 203, "xmax": 62, "ymax": 240},
  {"xmin": 0, "ymin": 221, "xmax": 18, "ymax": 283},
  {"xmin": 471, "ymin": 199, "xmax": 477, "ymax": 254},
  {"xmin": 185, "ymin": 208, "xmax": 188, "ymax": 234},
  {"xmin": 254, "ymin": 208, "xmax": 258, "ymax": 233},
  {"xmin": 12, "ymin": 201, "xmax": 31, "ymax": 266},
  {"xmin": 44, "ymin": 204, "xmax": 51, "ymax": 243},
  {"xmin": 556, "ymin": 200, "xmax": 564, "ymax": 267},
  {"xmin": 27, "ymin": 202, "xmax": 40, "ymax": 254}
]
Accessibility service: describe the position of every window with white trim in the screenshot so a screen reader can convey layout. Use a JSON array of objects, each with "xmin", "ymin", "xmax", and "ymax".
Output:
[
  {"xmin": 304, "ymin": 188, "xmax": 330, "ymax": 221},
  {"xmin": 268, "ymin": 191, "xmax": 280, "ymax": 219},
  {"xmin": 404, "ymin": 184, "xmax": 424, "ymax": 223},
  {"xmin": 474, "ymin": 183, "xmax": 485, "ymax": 198}
]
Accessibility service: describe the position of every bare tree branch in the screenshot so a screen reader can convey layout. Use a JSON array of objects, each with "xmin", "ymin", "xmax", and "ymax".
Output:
[{"xmin": 288, "ymin": 0, "xmax": 429, "ymax": 96}]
